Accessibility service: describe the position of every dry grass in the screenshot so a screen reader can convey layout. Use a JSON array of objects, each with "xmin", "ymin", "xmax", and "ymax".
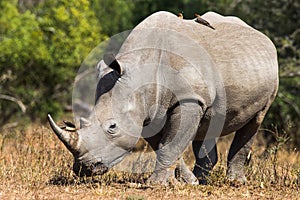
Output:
[{"xmin": 0, "ymin": 125, "xmax": 299, "ymax": 200}]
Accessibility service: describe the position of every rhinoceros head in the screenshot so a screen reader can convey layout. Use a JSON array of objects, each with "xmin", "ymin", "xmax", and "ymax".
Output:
[{"xmin": 48, "ymin": 53, "xmax": 146, "ymax": 177}]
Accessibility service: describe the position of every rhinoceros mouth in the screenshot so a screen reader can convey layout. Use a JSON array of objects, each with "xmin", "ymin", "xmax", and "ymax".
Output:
[
  {"xmin": 73, "ymin": 161, "xmax": 109, "ymax": 177},
  {"xmin": 89, "ymin": 151, "xmax": 128, "ymax": 176},
  {"xmin": 91, "ymin": 162, "xmax": 109, "ymax": 175}
]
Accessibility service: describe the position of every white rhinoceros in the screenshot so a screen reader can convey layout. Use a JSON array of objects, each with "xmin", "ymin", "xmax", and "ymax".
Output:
[{"xmin": 48, "ymin": 11, "xmax": 278, "ymax": 184}]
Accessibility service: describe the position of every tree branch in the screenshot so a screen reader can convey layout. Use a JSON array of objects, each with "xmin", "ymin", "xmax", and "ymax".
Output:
[
  {"xmin": 0, "ymin": 94, "xmax": 26, "ymax": 113},
  {"xmin": 280, "ymin": 71, "xmax": 300, "ymax": 78}
]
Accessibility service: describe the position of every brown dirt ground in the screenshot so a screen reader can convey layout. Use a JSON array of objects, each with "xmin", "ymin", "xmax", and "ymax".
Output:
[{"xmin": 0, "ymin": 125, "xmax": 299, "ymax": 200}]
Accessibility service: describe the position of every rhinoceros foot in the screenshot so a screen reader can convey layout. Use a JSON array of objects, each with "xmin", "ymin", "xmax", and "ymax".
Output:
[
  {"xmin": 226, "ymin": 167, "xmax": 247, "ymax": 184},
  {"xmin": 146, "ymin": 168, "xmax": 180, "ymax": 186},
  {"xmin": 175, "ymin": 161, "xmax": 198, "ymax": 185},
  {"xmin": 226, "ymin": 174, "xmax": 247, "ymax": 184},
  {"xmin": 176, "ymin": 169, "xmax": 198, "ymax": 185}
]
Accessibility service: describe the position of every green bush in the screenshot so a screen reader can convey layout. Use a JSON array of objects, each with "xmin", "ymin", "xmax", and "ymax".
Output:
[
  {"xmin": 0, "ymin": 0, "xmax": 299, "ymax": 147},
  {"xmin": 0, "ymin": 0, "xmax": 106, "ymax": 125}
]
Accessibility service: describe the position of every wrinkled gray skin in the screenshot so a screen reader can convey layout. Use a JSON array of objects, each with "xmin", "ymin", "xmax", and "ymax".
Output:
[{"xmin": 48, "ymin": 11, "xmax": 278, "ymax": 185}]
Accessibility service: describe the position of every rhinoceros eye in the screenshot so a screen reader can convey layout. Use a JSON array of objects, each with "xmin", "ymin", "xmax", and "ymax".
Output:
[
  {"xmin": 103, "ymin": 119, "xmax": 118, "ymax": 135},
  {"xmin": 109, "ymin": 123, "xmax": 116, "ymax": 129},
  {"xmin": 108, "ymin": 123, "xmax": 117, "ymax": 134}
]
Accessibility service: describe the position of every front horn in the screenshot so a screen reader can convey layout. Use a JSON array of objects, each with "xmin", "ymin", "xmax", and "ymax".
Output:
[{"xmin": 47, "ymin": 114, "xmax": 79, "ymax": 155}]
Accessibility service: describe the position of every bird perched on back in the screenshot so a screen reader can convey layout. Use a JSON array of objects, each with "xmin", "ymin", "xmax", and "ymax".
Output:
[
  {"xmin": 178, "ymin": 12, "xmax": 183, "ymax": 19},
  {"xmin": 194, "ymin": 13, "xmax": 215, "ymax": 30}
]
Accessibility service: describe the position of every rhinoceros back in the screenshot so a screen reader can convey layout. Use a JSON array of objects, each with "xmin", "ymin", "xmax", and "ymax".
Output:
[{"xmin": 118, "ymin": 11, "xmax": 278, "ymax": 137}]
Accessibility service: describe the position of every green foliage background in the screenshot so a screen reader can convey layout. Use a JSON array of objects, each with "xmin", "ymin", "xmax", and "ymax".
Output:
[{"xmin": 0, "ymin": 0, "xmax": 299, "ymax": 146}]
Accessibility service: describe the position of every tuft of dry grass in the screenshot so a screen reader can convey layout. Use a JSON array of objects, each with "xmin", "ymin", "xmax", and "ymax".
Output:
[{"xmin": 0, "ymin": 125, "xmax": 299, "ymax": 199}]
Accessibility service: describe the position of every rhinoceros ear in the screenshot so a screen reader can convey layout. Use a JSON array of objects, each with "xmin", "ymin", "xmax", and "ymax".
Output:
[{"xmin": 103, "ymin": 53, "xmax": 122, "ymax": 75}]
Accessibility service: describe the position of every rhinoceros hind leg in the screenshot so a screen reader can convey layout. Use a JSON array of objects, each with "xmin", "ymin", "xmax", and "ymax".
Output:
[
  {"xmin": 192, "ymin": 139, "xmax": 218, "ymax": 184},
  {"xmin": 227, "ymin": 108, "xmax": 268, "ymax": 183}
]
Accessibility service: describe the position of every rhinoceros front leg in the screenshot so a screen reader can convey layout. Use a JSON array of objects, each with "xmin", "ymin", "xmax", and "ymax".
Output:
[
  {"xmin": 144, "ymin": 129, "xmax": 198, "ymax": 184},
  {"xmin": 147, "ymin": 101, "xmax": 202, "ymax": 185},
  {"xmin": 175, "ymin": 156, "xmax": 198, "ymax": 184}
]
